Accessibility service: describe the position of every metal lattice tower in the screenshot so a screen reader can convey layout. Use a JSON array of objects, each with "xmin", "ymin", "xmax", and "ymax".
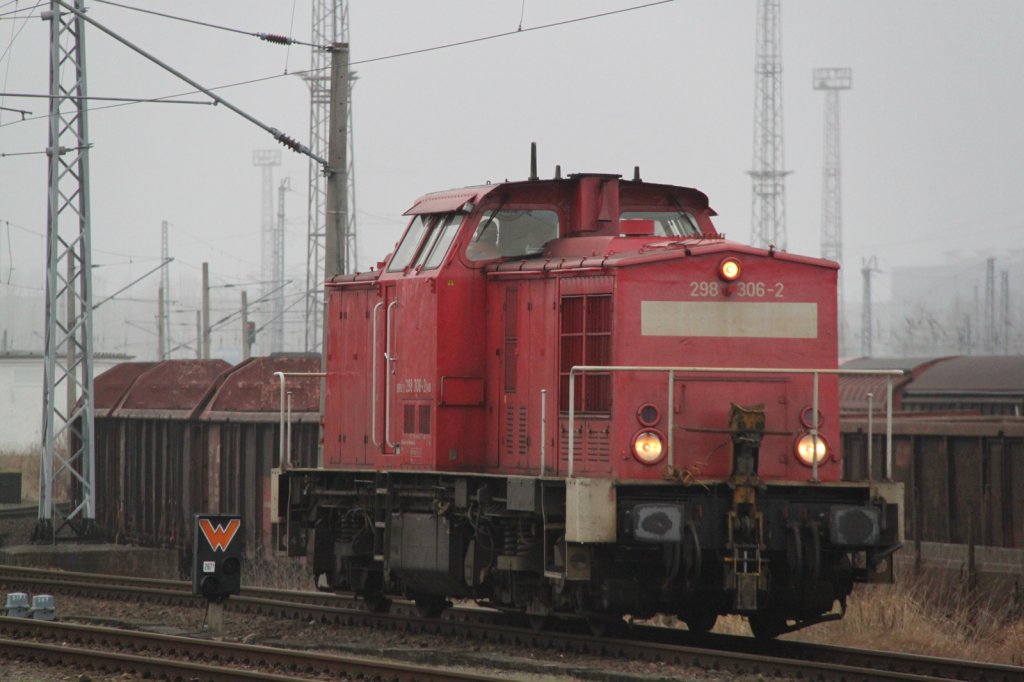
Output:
[
  {"xmin": 814, "ymin": 67, "xmax": 852, "ymax": 354},
  {"xmin": 37, "ymin": 0, "xmax": 96, "ymax": 538},
  {"xmin": 304, "ymin": 0, "xmax": 356, "ymax": 352},
  {"xmin": 749, "ymin": 0, "xmax": 789, "ymax": 250},
  {"xmin": 254, "ymin": 149, "xmax": 282, "ymax": 353}
]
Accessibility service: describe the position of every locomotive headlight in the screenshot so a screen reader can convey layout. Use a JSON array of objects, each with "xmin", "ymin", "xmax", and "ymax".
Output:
[
  {"xmin": 718, "ymin": 257, "xmax": 742, "ymax": 282},
  {"xmin": 632, "ymin": 430, "xmax": 665, "ymax": 465},
  {"xmin": 794, "ymin": 432, "xmax": 830, "ymax": 466}
]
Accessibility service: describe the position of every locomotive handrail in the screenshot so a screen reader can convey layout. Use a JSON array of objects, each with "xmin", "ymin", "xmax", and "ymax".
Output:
[
  {"xmin": 273, "ymin": 371, "xmax": 326, "ymax": 470},
  {"xmin": 566, "ymin": 365, "xmax": 904, "ymax": 482},
  {"xmin": 385, "ymin": 300, "xmax": 399, "ymax": 450},
  {"xmin": 371, "ymin": 302, "xmax": 385, "ymax": 449}
]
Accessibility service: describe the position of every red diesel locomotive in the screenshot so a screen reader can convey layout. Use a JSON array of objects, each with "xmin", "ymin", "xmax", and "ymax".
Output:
[{"xmin": 277, "ymin": 158, "xmax": 902, "ymax": 637}]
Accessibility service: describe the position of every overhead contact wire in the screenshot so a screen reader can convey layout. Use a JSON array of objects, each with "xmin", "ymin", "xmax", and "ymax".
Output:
[
  {"xmin": 0, "ymin": 0, "xmax": 675, "ymax": 128},
  {"xmin": 350, "ymin": 0, "xmax": 676, "ymax": 66},
  {"xmin": 91, "ymin": 0, "xmax": 323, "ymax": 48}
]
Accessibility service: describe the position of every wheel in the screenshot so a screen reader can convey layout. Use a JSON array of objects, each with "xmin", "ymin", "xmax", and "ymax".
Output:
[
  {"xmin": 680, "ymin": 611, "xmax": 717, "ymax": 634},
  {"xmin": 747, "ymin": 611, "xmax": 787, "ymax": 639},
  {"xmin": 414, "ymin": 595, "xmax": 449, "ymax": 619}
]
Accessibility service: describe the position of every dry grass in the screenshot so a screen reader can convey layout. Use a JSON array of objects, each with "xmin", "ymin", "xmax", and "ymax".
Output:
[
  {"xmin": 709, "ymin": 568, "xmax": 1024, "ymax": 665},
  {"xmin": 0, "ymin": 445, "xmax": 75, "ymax": 504},
  {"xmin": 246, "ymin": 555, "xmax": 314, "ymax": 592}
]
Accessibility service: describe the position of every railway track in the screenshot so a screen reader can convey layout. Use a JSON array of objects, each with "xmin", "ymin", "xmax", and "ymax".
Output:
[
  {"xmin": 2, "ymin": 564, "xmax": 1021, "ymax": 682},
  {"xmin": 0, "ymin": 504, "xmax": 67, "ymax": 520},
  {"xmin": 0, "ymin": 617, "xmax": 505, "ymax": 681}
]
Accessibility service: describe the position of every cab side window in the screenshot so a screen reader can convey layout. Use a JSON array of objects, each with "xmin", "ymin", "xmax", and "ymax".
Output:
[
  {"xmin": 387, "ymin": 215, "xmax": 432, "ymax": 272},
  {"xmin": 387, "ymin": 213, "xmax": 463, "ymax": 273},
  {"xmin": 421, "ymin": 214, "xmax": 463, "ymax": 270},
  {"xmin": 466, "ymin": 209, "xmax": 558, "ymax": 261}
]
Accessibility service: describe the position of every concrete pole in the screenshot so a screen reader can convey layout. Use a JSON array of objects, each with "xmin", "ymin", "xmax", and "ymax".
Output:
[
  {"xmin": 157, "ymin": 285, "xmax": 166, "ymax": 359},
  {"xmin": 319, "ymin": 43, "xmax": 350, "ymax": 468},
  {"xmin": 241, "ymin": 290, "xmax": 251, "ymax": 360},
  {"xmin": 324, "ymin": 43, "xmax": 349, "ymax": 284},
  {"xmin": 201, "ymin": 262, "xmax": 210, "ymax": 359},
  {"xmin": 195, "ymin": 311, "xmax": 202, "ymax": 359}
]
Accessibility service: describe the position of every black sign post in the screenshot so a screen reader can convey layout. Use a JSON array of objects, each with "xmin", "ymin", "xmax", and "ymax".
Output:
[{"xmin": 192, "ymin": 514, "xmax": 242, "ymax": 634}]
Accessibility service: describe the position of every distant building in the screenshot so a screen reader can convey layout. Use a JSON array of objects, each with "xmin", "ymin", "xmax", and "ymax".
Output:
[
  {"xmin": 887, "ymin": 251, "xmax": 1024, "ymax": 357},
  {"xmin": 0, "ymin": 351, "xmax": 132, "ymax": 451}
]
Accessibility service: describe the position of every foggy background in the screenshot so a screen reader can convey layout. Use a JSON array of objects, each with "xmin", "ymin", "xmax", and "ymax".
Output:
[{"xmin": 2, "ymin": 0, "xmax": 1023, "ymax": 361}]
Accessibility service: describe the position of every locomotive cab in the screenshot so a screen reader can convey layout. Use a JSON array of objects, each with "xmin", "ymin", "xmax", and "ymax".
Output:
[{"xmin": 280, "ymin": 167, "xmax": 902, "ymax": 637}]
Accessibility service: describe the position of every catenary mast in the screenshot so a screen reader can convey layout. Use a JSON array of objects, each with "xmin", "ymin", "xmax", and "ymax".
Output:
[
  {"xmin": 37, "ymin": 0, "xmax": 96, "ymax": 539},
  {"xmin": 254, "ymin": 149, "xmax": 282, "ymax": 353},
  {"xmin": 304, "ymin": 0, "xmax": 356, "ymax": 352},
  {"xmin": 814, "ymin": 67, "xmax": 852, "ymax": 354},
  {"xmin": 749, "ymin": 0, "xmax": 789, "ymax": 250}
]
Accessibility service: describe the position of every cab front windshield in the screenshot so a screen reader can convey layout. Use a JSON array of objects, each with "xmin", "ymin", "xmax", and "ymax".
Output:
[{"xmin": 466, "ymin": 209, "xmax": 559, "ymax": 261}]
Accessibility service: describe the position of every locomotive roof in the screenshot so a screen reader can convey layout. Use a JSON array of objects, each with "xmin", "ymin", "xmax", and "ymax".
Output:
[
  {"xmin": 402, "ymin": 175, "xmax": 713, "ymax": 216},
  {"xmin": 486, "ymin": 237, "xmax": 839, "ymax": 274}
]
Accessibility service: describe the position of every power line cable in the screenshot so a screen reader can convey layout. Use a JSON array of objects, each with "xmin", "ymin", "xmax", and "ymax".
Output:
[
  {"xmin": 0, "ymin": 92, "xmax": 213, "ymax": 105},
  {"xmin": 91, "ymin": 0, "xmax": 323, "ymax": 48},
  {"xmin": 52, "ymin": 0, "xmax": 327, "ymax": 166},
  {"xmin": 350, "ymin": 0, "xmax": 676, "ymax": 66},
  {"xmin": 0, "ymin": 0, "xmax": 675, "ymax": 129},
  {"xmin": 0, "ymin": 2, "xmax": 43, "ymax": 20},
  {"xmin": 0, "ymin": 1, "xmax": 36, "ymax": 125},
  {"xmin": 2, "ymin": 217, "xmax": 43, "ymax": 236}
]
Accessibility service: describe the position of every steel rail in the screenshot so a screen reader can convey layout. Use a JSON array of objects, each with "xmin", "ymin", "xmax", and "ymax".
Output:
[
  {"xmin": 0, "ymin": 618, "xmax": 503, "ymax": 681},
  {"xmin": 2, "ymin": 564, "xmax": 1017, "ymax": 682},
  {"xmin": 0, "ymin": 503, "xmax": 69, "ymax": 520}
]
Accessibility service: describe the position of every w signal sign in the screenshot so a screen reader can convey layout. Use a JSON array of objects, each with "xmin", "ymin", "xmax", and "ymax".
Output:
[
  {"xmin": 192, "ymin": 514, "xmax": 243, "ymax": 601},
  {"xmin": 199, "ymin": 518, "xmax": 241, "ymax": 551}
]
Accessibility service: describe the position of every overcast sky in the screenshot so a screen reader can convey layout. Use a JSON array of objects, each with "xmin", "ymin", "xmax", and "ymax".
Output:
[{"xmin": 2, "ymin": 1, "xmax": 1023, "ymax": 355}]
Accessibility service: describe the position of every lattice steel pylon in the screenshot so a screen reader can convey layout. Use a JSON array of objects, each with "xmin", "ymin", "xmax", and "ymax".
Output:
[
  {"xmin": 254, "ymin": 149, "xmax": 282, "ymax": 353},
  {"xmin": 749, "ymin": 0, "xmax": 789, "ymax": 251},
  {"xmin": 814, "ymin": 67, "xmax": 852, "ymax": 354},
  {"xmin": 36, "ymin": 0, "xmax": 96, "ymax": 540},
  {"xmin": 304, "ymin": 0, "xmax": 356, "ymax": 352}
]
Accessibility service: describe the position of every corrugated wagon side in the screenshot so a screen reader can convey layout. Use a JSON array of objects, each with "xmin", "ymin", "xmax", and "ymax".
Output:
[
  {"xmin": 89, "ymin": 356, "xmax": 319, "ymax": 559},
  {"xmin": 196, "ymin": 355, "xmax": 320, "ymax": 557}
]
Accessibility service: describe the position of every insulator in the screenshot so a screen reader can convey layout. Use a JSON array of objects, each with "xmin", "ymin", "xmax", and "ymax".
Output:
[
  {"xmin": 258, "ymin": 33, "xmax": 293, "ymax": 45},
  {"xmin": 275, "ymin": 133, "xmax": 302, "ymax": 153}
]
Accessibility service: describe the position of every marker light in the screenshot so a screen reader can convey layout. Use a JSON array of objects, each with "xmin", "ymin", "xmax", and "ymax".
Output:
[
  {"xmin": 637, "ymin": 403, "xmax": 660, "ymax": 427},
  {"xmin": 794, "ymin": 432, "xmax": 830, "ymax": 466},
  {"xmin": 799, "ymin": 406, "xmax": 824, "ymax": 429},
  {"xmin": 632, "ymin": 430, "xmax": 665, "ymax": 465},
  {"xmin": 718, "ymin": 257, "xmax": 742, "ymax": 281}
]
